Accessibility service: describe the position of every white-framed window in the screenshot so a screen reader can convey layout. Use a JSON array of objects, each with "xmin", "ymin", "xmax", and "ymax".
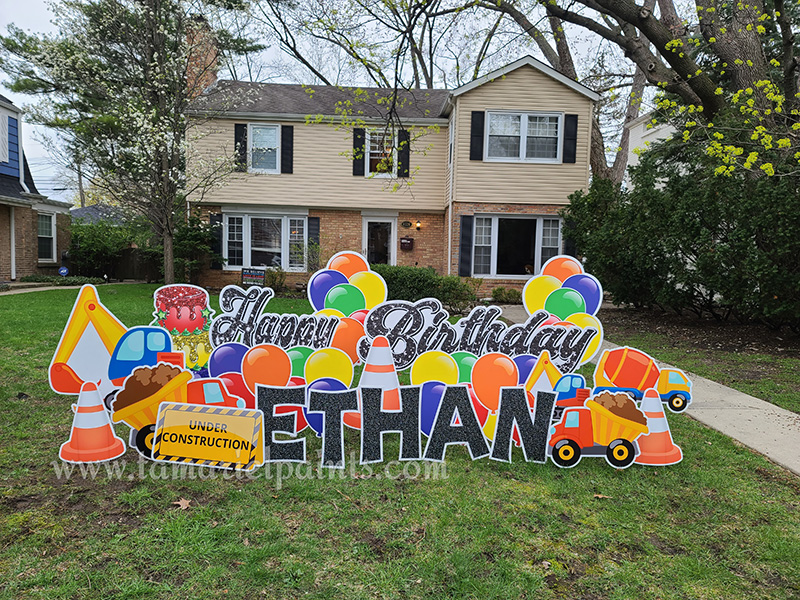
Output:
[
  {"xmin": 485, "ymin": 112, "xmax": 562, "ymax": 163},
  {"xmin": 249, "ymin": 124, "xmax": 280, "ymax": 173},
  {"xmin": 37, "ymin": 213, "xmax": 56, "ymax": 262},
  {"xmin": 472, "ymin": 215, "xmax": 562, "ymax": 278},
  {"xmin": 223, "ymin": 213, "xmax": 307, "ymax": 271},
  {"xmin": 366, "ymin": 129, "xmax": 395, "ymax": 177}
]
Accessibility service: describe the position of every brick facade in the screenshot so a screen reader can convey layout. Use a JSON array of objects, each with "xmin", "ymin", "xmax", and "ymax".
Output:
[{"xmin": 0, "ymin": 204, "xmax": 71, "ymax": 281}]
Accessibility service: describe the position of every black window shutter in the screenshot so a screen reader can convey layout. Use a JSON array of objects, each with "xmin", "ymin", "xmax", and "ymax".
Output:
[
  {"xmin": 397, "ymin": 129, "xmax": 410, "ymax": 177},
  {"xmin": 353, "ymin": 128, "xmax": 365, "ymax": 176},
  {"xmin": 562, "ymin": 114, "xmax": 578, "ymax": 164},
  {"xmin": 458, "ymin": 215, "xmax": 474, "ymax": 277},
  {"xmin": 209, "ymin": 213, "xmax": 223, "ymax": 270},
  {"xmin": 469, "ymin": 112, "xmax": 485, "ymax": 161},
  {"xmin": 307, "ymin": 216, "xmax": 320, "ymax": 271},
  {"xmin": 234, "ymin": 124, "xmax": 248, "ymax": 172},
  {"xmin": 280, "ymin": 125, "xmax": 294, "ymax": 174}
]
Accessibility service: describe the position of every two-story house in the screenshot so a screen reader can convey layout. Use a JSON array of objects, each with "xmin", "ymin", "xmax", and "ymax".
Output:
[
  {"xmin": 0, "ymin": 94, "xmax": 71, "ymax": 281},
  {"xmin": 188, "ymin": 56, "xmax": 598, "ymax": 292}
]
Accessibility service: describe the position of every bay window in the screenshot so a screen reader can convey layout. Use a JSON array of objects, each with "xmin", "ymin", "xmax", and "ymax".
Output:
[
  {"xmin": 224, "ymin": 214, "xmax": 307, "ymax": 271},
  {"xmin": 485, "ymin": 112, "xmax": 562, "ymax": 162},
  {"xmin": 472, "ymin": 216, "xmax": 562, "ymax": 277}
]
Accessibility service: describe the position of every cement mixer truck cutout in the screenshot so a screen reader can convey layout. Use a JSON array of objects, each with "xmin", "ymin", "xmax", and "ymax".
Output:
[{"xmin": 593, "ymin": 347, "xmax": 692, "ymax": 413}]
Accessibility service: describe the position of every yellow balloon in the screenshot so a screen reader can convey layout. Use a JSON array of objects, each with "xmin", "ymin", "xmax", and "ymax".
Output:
[
  {"xmin": 565, "ymin": 312, "xmax": 603, "ymax": 364},
  {"xmin": 482, "ymin": 412, "xmax": 498, "ymax": 441},
  {"xmin": 411, "ymin": 351, "xmax": 459, "ymax": 385},
  {"xmin": 305, "ymin": 348, "xmax": 354, "ymax": 387},
  {"xmin": 523, "ymin": 275, "xmax": 562, "ymax": 315},
  {"xmin": 315, "ymin": 308, "xmax": 346, "ymax": 318},
  {"xmin": 349, "ymin": 271, "xmax": 388, "ymax": 310}
]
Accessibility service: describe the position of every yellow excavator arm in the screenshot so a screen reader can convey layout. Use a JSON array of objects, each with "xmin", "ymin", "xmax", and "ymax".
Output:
[{"xmin": 49, "ymin": 285, "xmax": 128, "ymax": 394}]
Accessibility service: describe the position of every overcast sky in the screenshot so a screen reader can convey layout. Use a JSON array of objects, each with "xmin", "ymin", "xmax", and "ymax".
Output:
[{"xmin": 1, "ymin": 0, "xmax": 70, "ymax": 202}]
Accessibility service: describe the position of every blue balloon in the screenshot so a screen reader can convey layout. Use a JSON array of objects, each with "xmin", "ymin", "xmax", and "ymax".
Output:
[
  {"xmin": 513, "ymin": 354, "xmax": 538, "ymax": 386},
  {"xmin": 304, "ymin": 377, "xmax": 348, "ymax": 437},
  {"xmin": 208, "ymin": 343, "xmax": 249, "ymax": 377},
  {"xmin": 308, "ymin": 270, "xmax": 349, "ymax": 312},
  {"xmin": 562, "ymin": 274, "xmax": 603, "ymax": 315},
  {"xmin": 420, "ymin": 381, "xmax": 447, "ymax": 436}
]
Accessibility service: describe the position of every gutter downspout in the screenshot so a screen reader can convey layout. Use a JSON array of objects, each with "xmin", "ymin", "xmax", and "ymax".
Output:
[
  {"xmin": 446, "ymin": 105, "xmax": 455, "ymax": 276},
  {"xmin": 18, "ymin": 117, "xmax": 30, "ymax": 193},
  {"xmin": 10, "ymin": 206, "xmax": 16, "ymax": 280}
]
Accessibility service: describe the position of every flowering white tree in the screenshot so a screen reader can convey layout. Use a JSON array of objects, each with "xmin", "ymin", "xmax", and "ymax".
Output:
[{"xmin": 1, "ymin": 0, "xmax": 246, "ymax": 282}]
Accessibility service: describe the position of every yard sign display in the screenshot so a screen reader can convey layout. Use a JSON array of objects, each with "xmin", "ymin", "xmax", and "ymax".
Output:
[{"xmin": 50, "ymin": 253, "xmax": 688, "ymax": 471}]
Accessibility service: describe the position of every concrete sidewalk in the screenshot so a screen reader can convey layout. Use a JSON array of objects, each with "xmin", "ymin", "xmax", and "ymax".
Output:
[{"xmin": 497, "ymin": 304, "xmax": 800, "ymax": 476}]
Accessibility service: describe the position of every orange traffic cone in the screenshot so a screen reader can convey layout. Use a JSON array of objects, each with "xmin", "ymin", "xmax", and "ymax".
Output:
[
  {"xmin": 359, "ymin": 336, "xmax": 401, "ymax": 410},
  {"xmin": 634, "ymin": 388, "xmax": 683, "ymax": 466},
  {"xmin": 59, "ymin": 382, "xmax": 126, "ymax": 463}
]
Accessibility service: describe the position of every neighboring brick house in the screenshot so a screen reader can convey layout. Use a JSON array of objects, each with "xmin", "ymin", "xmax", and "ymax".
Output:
[
  {"xmin": 188, "ymin": 56, "xmax": 598, "ymax": 292},
  {"xmin": 0, "ymin": 94, "xmax": 71, "ymax": 281}
]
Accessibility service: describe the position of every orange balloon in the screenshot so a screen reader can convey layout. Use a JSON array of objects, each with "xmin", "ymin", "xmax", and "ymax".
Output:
[
  {"xmin": 542, "ymin": 256, "xmax": 583, "ymax": 282},
  {"xmin": 327, "ymin": 252, "xmax": 370, "ymax": 279},
  {"xmin": 471, "ymin": 353, "xmax": 519, "ymax": 412},
  {"xmin": 331, "ymin": 317, "xmax": 366, "ymax": 364},
  {"xmin": 242, "ymin": 344, "xmax": 292, "ymax": 393}
]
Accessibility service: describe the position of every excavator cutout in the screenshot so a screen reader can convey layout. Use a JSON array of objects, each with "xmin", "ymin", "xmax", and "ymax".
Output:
[{"xmin": 49, "ymin": 285, "xmax": 127, "ymax": 396}]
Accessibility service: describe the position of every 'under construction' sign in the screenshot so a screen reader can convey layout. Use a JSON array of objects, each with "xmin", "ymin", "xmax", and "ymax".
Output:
[{"xmin": 152, "ymin": 403, "xmax": 264, "ymax": 471}]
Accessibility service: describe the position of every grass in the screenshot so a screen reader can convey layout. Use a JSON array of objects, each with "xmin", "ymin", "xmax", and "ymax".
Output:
[{"xmin": 1, "ymin": 285, "xmax": 799, "ymax": 599}]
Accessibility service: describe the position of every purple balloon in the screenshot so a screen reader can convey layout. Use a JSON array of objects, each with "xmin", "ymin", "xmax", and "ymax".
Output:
[
  {"xmin": 421, "ymin": 381, "xmax": 447, "ymax": 436},
  {"xmin": 562, "ymin": 274, "xmax": 603, "ymax": 316},
  {"xmin": 304, "ymin": 377, "xmax": 348, "ymax": 437},
  {"xmin": 513, "ymin": 354, "xmax": 539, "ymax": 386},
  {"xmin": 308, "ymin": 270, "xmax": 349, "ymax": 312},
  {"xmin": 208, "ymin": 343, "xmax": 249, "ymax": 377}
]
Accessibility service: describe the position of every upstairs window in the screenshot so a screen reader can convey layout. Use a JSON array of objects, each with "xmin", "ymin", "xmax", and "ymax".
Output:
[
  {"xmin": 485, "ymin": 112, "xmax": 562, "ymax": 163},
  {"xmin": 366, "ymin": 130, "xmax": 395, "ymax": 176},
  {"xmin": 38, "ymin": 213, "xmax": 55, "ymax": 261},
  {"xmin": 249, "ymin": 124, "xmax": 280, "ymax": 173}
]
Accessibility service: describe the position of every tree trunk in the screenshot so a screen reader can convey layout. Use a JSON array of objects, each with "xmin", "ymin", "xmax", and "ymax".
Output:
[{"xmin": 163, "ymin": 231, "xmax": 175, "ymax": 284}]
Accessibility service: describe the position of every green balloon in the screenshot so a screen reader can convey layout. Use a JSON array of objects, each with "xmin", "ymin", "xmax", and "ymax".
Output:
[
  {"xmin": 324, "ymin": 284, "xmax": 367, "ymax": 316},
  {"xmin": 544, "ymin": 288, "xmax": 586, "ymax": 320},
  {"xmin": 451, "ymin": 351, "xmax": 478, "ymax": 383},
  {"xmin": 287, "ymin": 346, "xmax": 315, "ymax": 378}
]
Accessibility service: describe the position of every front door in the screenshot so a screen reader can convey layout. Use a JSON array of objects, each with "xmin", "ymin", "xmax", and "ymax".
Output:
[{"xmin": 363, "ymin": 219, "xmax": 395, "ymax": 265}]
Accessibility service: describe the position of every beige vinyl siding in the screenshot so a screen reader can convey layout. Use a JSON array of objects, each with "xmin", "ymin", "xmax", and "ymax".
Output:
[
  {"xmin": 189, "ymin": 118, "xmax": 448, "ymax": 211},
  {"xmin": 452, "ymin": 65, "xmax": 593, "ymax": 206}
]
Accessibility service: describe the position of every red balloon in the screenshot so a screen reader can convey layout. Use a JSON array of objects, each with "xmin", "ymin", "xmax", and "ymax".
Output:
[
  {"xmin": 472, "ymin": 353, "xmax": 519, "ymax": 412},
  {"xmin": 242, "ymin": 345, "xmax": 291, "ymax": 394},
  {"xmin": 331, "ymin": 317, "xmax": 366, "ymax": 364},
  {"xmin": 539, "ymin": 314, "xmax": 562, "ymax": 327},
  {"xmin": 350, "ymin": 309, "xmax": 369, "ymax": 324},
  {"xmin": 467, "ymin": 384, "xmax": 488, "ymax": 426}
]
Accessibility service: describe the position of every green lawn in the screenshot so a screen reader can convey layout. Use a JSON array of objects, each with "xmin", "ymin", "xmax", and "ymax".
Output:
[{"xmin": 1, "ymin": 285, "xmax": 798, "ymax": 599}]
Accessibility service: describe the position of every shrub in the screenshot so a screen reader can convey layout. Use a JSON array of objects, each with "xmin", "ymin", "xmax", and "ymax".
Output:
[
  {"xmin": 173, "ymin": 215, "xmax": 222, "ymax": 283},
  {"xmin": 69, "ymin": 218, "xmax": 134, "ymax": 278},
  {"xmin": 371, "ymin": 265, "xmax": 478, "ymax": 313},
  {"xmin": 18, "ymin": 275, "xmax": 105, "ymax": 285},
  {"xmin": 492, "ymin": 287, "xmax": 522, "ymax": 304},
  {"xmin": 264, "ymin": 268, "xmax": 287, "ymax": 293}
]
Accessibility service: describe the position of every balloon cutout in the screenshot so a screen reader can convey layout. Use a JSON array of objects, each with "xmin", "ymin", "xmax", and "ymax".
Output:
[
  {"xmin": 242, "ymin": 344, "xmax": 292, "ymax": 393},
  {"xmin": 522, "ymin": 275, "xmax": 562, "ymax": 315},
  {"xmin": 542, "ymin": 256, "xmax": 583, "ymax": 282},
  {"xmin": 305, "ymin": 348, "xmax": 354, "ymax": 388},
  {"xmin": 331, "ymin": 318, "xmax": 366, "ymax": 364},
  {"xmin": 565, "ymin": 312, "xmax": 603, "ymax": 363},
  {"xmin": 452, "ymin": 351, "xmax": 478, "ymax": 384},
  {"xmin": 562, "ymin": 274, "xmax": 603, "ymax": 316},
  {"xmin": 308, "ymin": 269, "xmax": 349, "ymax": 311},
  {"xmin": 513, "ymin": 354, "xmax": 539, "ymax": 386},
  {"xmin": 287, "ymin": 346, "xmax": 315, "ymax": 378},
  {"xmin": 324, "ymin": 284, "xmax": 367, "ymax": 316},
  {"xmin": 208, "ymin": 342, "xmax": 248, "ymax": 377},
  {"xmin": 471, "ymin": 353, "xmax": 518, "ymax": 412},
  {"xmin": 411, "ymin": 351, "xmax": 459, "ymax": 386},
  {"xmin": 544, "ymin": 288, "xmax": 586, "ymax": 320},
  {"xmin": 327, "ymin": 252, "xmax": 370, "ymax": 279},
  {"xmin": 420, "ymin": 381, "xmax": 446, "ymax": 436},
  {"xmin": 349, "ymin": 271, "xmax": 388, "ymax": 310}
]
